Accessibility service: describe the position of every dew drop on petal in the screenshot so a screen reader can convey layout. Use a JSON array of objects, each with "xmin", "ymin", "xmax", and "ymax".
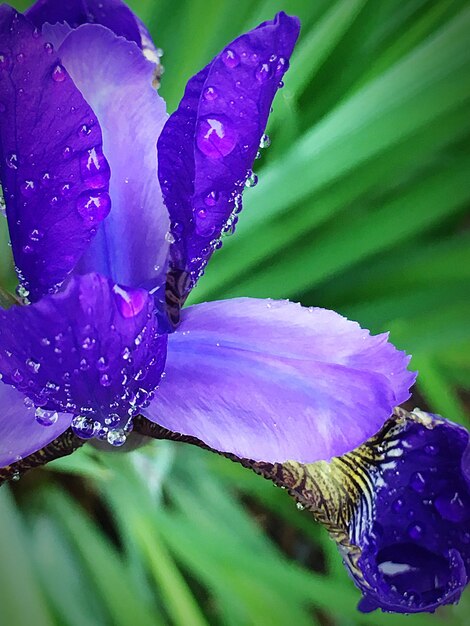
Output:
[
  {"xmin": 71, "ymin": 415, "xmax": 99, "ymax": 439},
  {"xmin": 112, "ymin": 284, "xmax": 147, "ymax": 318},
  {"xmin": 6, "ymin": 153, "xmax": 18, "ymax": 170},
  {"xmin": 107, "ymin": 428, "xmax": 127, "ymax": 447},
  {"xmin": 203, "ymin": 86, "xmax": 218, "ymax": 101},
  {"xmin": 407, "ymin": 522, "xmax": 425, "ymax": 541},
  {"xmin": 77, "ymin": 191, "xmax": 111, "ymax": 222},
  {"xmin": 255, "ymin": 62, "xmax": 272, "ymax": 83},
  {"xmin": 196, "ymin": 116, "xmax": 237, "ymax": 159},
  {"xmin": 222, "ymin": 48, "xmax": 239, "ymax": 68},
  {"xmin": 434, "ymin": 488, "xmax": 470, "ymax": 523},
  {"xmin": 0, "ymin": 52, "xmax": 10, "ymax": 71},
  {"xmin": 35, "ymin": 408, "xmax": 59, "ymax": 427},
  {"xmin": 51, "ymin": 64, "xmax": 67, "ymax": 82},
  {"xmin": 79, "ymin": 147, "xmax": 110, "ymax": 188}
]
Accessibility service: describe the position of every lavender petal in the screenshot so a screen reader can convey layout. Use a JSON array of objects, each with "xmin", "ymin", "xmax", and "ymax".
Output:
[
  {"xmin": 58, "ymin": 24, "xmax": 169, "ymax": 292},
  {"xmin": 143, "ymin": 298, "xmax": 415, "ymax": 462}
]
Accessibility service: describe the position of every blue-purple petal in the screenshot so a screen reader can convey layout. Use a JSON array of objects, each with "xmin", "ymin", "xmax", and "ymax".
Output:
[
  {"xmin": 57, "ymin": 24, "xmax": 169, "ymax": 292},
  {"xmin": 0, "ymin": 273, "xmax": 166, "ymax": 428},
  {"xmin": 0, "ymin": 7, "xmax": 111, "ymax": 300},
  {"xmin": 26, "ymin": 0, "xmax": 153, "ymax": 53},
  {"xmin": 351, "ymin": 412, "xmax": 470, "ymax": 613},
  {"xmin": 143, "ymin": 298, "xmax": 415, "ymax": 463},
  {"xmin": 157, "ymin": 12, "xmax": 300, "ymax": 315},
  {"xmin": 0, "ymin": 380, "xmax": 71, "ymax": 467}
]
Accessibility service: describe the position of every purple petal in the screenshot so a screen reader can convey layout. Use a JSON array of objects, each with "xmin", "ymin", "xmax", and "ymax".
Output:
[
  {"xmin": 157, "ymin": 13, "xmax": 300, "ymax": 321},
  {"xmin": 26, "ymin": 0, "xmax": 154, "ymax": 53},
  {"xmin": 0, "ymin": 7, "xmax": 111, "ymax": 301},
  {"xmin": 0, "ymin": 380, "xmax": 71, "ymax": 467},
  {"xmin": 351, "ymin": 412, "xmax": 470, "ymax": 613},
  {"xmin": 0, "ymin": 274, "xmax": 166, "ymax": 434},
  {"xmin": 143, "ymin": 299, "xmax": 415, "ymax": 463},
  {"xmin": 57, "ymin": 24, "xmax": 169, "ymax": 292}
]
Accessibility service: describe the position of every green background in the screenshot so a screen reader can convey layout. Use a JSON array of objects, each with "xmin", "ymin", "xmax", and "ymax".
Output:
[{"xmin": 1, "ymin": 0, "xmax": 470, "ymax": 624}]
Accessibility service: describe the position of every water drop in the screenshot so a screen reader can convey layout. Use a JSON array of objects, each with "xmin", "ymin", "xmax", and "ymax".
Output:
[
  {"xmin": 407, "ymin": 523, "xmax": 425, "ymax": 541},
  {"xmin": 80, "ymin": 147, "xmax": 110, "ymax": 188},
  {"xmin": 77, "ymin": 191, "xmax": 111, "ymax": 221},
  {"xmin": 112, "ymin": 285, "xmax": 147, "ymax": 318},
  {"xmin": 245, "ymin": 171, "xmax": 258, "ymax": 188},
  {"xmin": 44, "ymin": 42, "xmax": 54, "ymax": 54},
  {"xmin": 35, "ymin": 408, "xmax": 59, "ymax": 427},
  {"xmin": 255, "ymin": 62, "xmax": 272, "ymax": 83},
  {"xmin": 434, "ymin": 488, "xmax": 470, "ymax": 523},
  {"xmin": 6, "ymin": 153, "xmax": 18, "ymax": 170},
  {"xmin": 203, "ymin": 86, "xmax": 218, "ymax": 101},
  {"xmin": 259, "ymin": 133, "xmax": 271, "ymax": 149},
  {"xmin": 78, "ymin": 124, "xmax": 92, "ymax": 137},
  {"xmin": 391, "ymin": 498, "xmax": 404, "ymax": 513},
  {"xmin": 0, "ymin": 52, "xmax": 10, "ymax": 71},
  {"xmin": 222, "ymin": 48, "xmax": 240, "ymax": 68},
  {"xmin": 107, "ymin": 428, "xmax": 127, "ymax": 447},
  {"xmin": 71, "ymin": 415, "xmax": 99, "ymax": 439},
  {"xmin": 165, "ymin": 231, "xmax": 176, "ymax": 243},
  {"xmin": 275, "ymin": 57, "xmax": 289, "ymax": 75},
  {"xmin": 16, "ymin": 52, "xmax": 25, "ymax": 63},
  {"xmin": 204, "ymin": 190, "xmax": 219, "ymax": 207},
  {"xmin": 29, "ymin": 228, "xmax": 43, "ymax": 242},
  {"xmin": 51, "ymin": 64, "xmax": 67, "ymax": 82},
  {"xmin": 20, "ymin": 180, "xmax": 36, "ymax": 197},
  {"xmin": 410, "ymin": 472, "xmax": 426, "ymax": 493},
  {"xmin": 26, "ymin": 358, "xmax": 41, "ymax": 374},
  {"xmin": 100, "ymin": 373, "xmax": 111, "ymax": 387},
  {"xmin": 196, "ymin": 116, "xmax": 237, "ymax": 159}
]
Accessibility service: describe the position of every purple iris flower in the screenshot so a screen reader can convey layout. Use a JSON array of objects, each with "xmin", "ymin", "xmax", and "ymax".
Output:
[
  {"xmin": 0, "ymin": 0, "xmax": 467, "ymax": 614},
  {"xmin": 0, "ymin": 0, "xmax": 415, "ymax": 463}
]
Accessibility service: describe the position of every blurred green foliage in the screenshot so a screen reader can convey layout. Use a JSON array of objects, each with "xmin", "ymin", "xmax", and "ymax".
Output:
[{"xmin": 2, "ymin": 0, "xmax": 470, "ymax": 624}]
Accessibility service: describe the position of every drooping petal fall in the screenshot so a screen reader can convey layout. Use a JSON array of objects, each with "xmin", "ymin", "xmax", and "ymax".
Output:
[
  {"xmin": 143, "ymin": 298, "xmax": 415, "ymax": 463},
  {"xmin": 157, "ymin": 12, "xmax": 300, "ymax": 325},
  {"xmin": 0, "ymin": 380, "xmax": 71, "ymax": 468},
  {"xmin": 57, "ymin": 24, "xmax": 169, "ymax": 292},
  {"xmin": 0, "ymin": 7, "xmax": 111, "ymax": 301},
  {"xmin": 244, "ymin": 409, "xmax": 470, "ymax": 613},
  {"xmin": 0, "ymin": 273, "xmax": 167, "ymax": 430}
]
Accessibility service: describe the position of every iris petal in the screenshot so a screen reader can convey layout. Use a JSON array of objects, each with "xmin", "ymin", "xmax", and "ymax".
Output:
[
  {"xmin": 0, "ymin": 273, "xmax": 167, "ymax": 428},
  {"xmin": 239, "ymin": 409, "xmax": 470, "ymax": 613},
  {"xmin": 143, "ymin": 298, "xmax": 414, "ymax": 463},
  {"xmin": 0, "ymin": 7, "xmax": 111, "ymax": 300},
  {"xmin": 157, "ymin": 12, "xmax": 300, "ymax": 324},
  {"xmin": 26, "ymin": 0, "xmax": 154, "ymax": 54},
  {"xmin": 0, "ymin": 380, "xmax": 70, "ymax": 467},
  {"xmin": 57, "ymin": 24, "xmax": 169, "ymax": 292}
]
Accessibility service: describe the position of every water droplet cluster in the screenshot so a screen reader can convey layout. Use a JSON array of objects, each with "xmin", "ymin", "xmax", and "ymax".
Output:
[{"xmin": 0, "ymin": 279, "xmax": 165, "ymax": 448}]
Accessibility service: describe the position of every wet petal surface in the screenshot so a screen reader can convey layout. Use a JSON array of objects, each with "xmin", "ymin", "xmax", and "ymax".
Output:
[
  {"xmin": 157, "ymin": 13, "xmax": 300, "ymax": 323},
  {"xmin": 144, "ymin": 298, "xmax": 414, "ymax": 463},
  {"xmin": 0, "ymin": 380, "xmax": 71, "ymax": 467},
  {"xmin": 58, "ymin": 24, "xmax": 169, "ymax": 292},
  {"xmin": 0, "ymin": 274, "xmax": 166, "ymax": 434},
  {"xmin": 0, "ymin": 7, "xmax": 110, "ymax": 300},
  {"xmin": 26, "ymin": 0, "xmax": 150, "ymax": 51}
]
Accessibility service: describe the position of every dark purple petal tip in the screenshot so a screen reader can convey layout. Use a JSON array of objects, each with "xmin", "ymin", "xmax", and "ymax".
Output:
[
  {"xmin": 351, "ymin": 412, "xmax": 470, "ymax": 613},
  {"xmin": 158, "ymin": 13, "xmax": 300, "ymax": 319},
  {"xmin": 0, "ymin": 7, "xmax": 111, "ymax": 300},
  {"xmin": 0, "ymin": 273, "xmax": 167, "ymax": 443},
  {"xmin": 26, "ymin": 0, "xmax": 151, "ymax": 52}
]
